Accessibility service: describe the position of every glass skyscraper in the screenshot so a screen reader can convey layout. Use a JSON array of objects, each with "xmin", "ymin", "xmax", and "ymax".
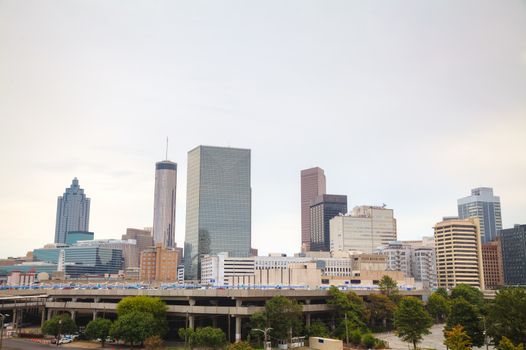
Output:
[
  {"xmin": 309, "ymin": 194, "xmax": 347, "ymax": 252},
  {"xmin": 184, "ymin": 146, "xmax": 251, "ymax": 280},
  {"xmin": 457, "ymin": 187, "xmax": 502, "ymax": 243},
  {"xmin": 153, "ymin": 160, "xmax": 177, "ymax": 248},
  {"xmin": 54, "ymin": 178, "xmax": 90, "ymax": 244}
]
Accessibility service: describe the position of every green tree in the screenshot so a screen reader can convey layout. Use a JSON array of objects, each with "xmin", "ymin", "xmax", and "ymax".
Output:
[
  {"xmin": 327, "ymin": 286, "xmax": 368, "ymax": 335},
  {"xmin": 227, "ymin": 341, "xmax": 253, "ymax": 350},
  {"xmin": 394, "ymin": 297, "xmax": 433, "ymax": 350},
  {"xmin": 85, "ymin": 318, "xmax": 112, "ymax": 347},
  {"xmin": 248, "ymin": 312, "xmax": 266, "ymax": 345},
  {"xmin": 444, "ymin": 325, "xmax": 472, "ymax": 350},
  {"xmin": 427, "ymin": 292, "xmax": 450, "ymax": 323},
  {"xmin": 110, "ymin": 311, "xmax": 156, "ymax": 348},
  {"xmin": 446, "ymin": 297, "xmax": 484, "ymax": 347},
  {"xmin": 41, "ymin": 314, "xmax": 77, "ymax": 342},
  {"xmin": 116, "ymin": 296, "xmax": 168, "ymax": 337},
  {"xmin": 435, "ymin": 288, "xmax": 449, "ymax": 299},
  {"xmin": 366, "ymin": 293, "xmax": 396, "ymax": 331},
  {"xmin": 450, "ymin": 284, "xmax": 484, "ymax": 310},
  {"xmin": 487, "ymin": 288, "xmax": 526, "ymax": 346},
  {"xmin": 497, "ymin": 336, "xmax": 524, "ymax": 350},
  {"xmin": 379, "ymin": 275, "xmax": 400, "ymax": 303},
  {"xmin": 305, "ymin": 321, "xmax": 329, "ymax": 338},
  {"xmin": 192, "ymin": 327, "xmax": 227, "ymax": 349},
  {"xmin": 259, "ymin": 295, "xmax": 303, "ymax": 343},
  {"xmin": 361, "ymin": 333, "xmax": 376, "ymax": 348}
]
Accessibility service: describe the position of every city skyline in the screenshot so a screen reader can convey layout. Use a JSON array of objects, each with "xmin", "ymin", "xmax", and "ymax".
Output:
[{"xmin": 1, "ymin": 1, "xmax": 525, "ymax": 258}]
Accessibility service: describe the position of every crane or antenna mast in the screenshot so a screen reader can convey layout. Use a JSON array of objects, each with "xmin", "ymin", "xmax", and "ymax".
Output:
[{"xmin": 165, "ymin": 137, "xmax": 169, "ymax": 160}]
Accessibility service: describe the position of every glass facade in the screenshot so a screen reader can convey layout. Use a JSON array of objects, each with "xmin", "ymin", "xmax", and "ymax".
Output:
[
  {"xmin": 55, "ymin": 178, "xmax": 90, "ymax": 244},
  {"xmin": 499, "ymin": 225, "xmax": 526, "ymax": 285},
  {"xmin": 153, "ymin": 161, "xmax": 177, "ymax": 248},
  {"xmin": 310, "ymin": 194, "xmax": 347, "ymax": 252},
  {"xmin": 66, "ymin": 231, "xmax": 94, "ymax": 245},
  {"xmin": 33, "ymin": 246, "xmax": 123, "ymax": 277},
  {"xmin": 458, "ymin": 187, "xmax": 502, "ymax": 243},
  {"xmin": 184, "ymin": 146, "xmax": 251, "ymax": 280}
]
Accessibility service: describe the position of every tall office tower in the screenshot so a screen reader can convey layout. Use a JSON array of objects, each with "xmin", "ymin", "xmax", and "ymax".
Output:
[
  {"xmin": 54, "ymin": 178, "xmax": 90, "ymax": 244},
  {"xmin": 184, "ymin": 146, "xmax": 251, "ymax": 280},
  {"xmin": 330, "ymin": 206, "xmax": 397, "ymax": 254},
  {"xmin": 458, "ymin": 187, "xmax": 502, "ymax": 243},
  {"xmin": 499, "ymin": 224, "xmax": 526, "ymax": 285},
  {"xmin": 481, "ymin": 239, "xmax": 504, "ymax": 289},
  {"xmin": 434, "ymin": 217, "xmax": 485, "ymax": 290},
  {"xmin": 153, "ymin": 160, "xmax": 177, "ymax": 248},
  {"xmin": 309, "ymin": 194, "xmax": 347, "ymax": 251},
  {"xmin": 301, "ymin": 167, "xmax": 326, "ymax": 252}
]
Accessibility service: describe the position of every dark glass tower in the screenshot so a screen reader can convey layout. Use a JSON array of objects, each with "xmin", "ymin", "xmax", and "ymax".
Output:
[
  {"xmin": 310, "ymin": 194, "xmax": 347, "ymax": 252},
  {"xmin": 54, "ymin": 178, "xmax": 90, "ymax": 244},
  {"xmin": 184, "ymin": 146, "xmax": 251, "ymax": 280},
  {"xmin": 499, "ymin": 224, "xmax": 526, "ymax": 285}
]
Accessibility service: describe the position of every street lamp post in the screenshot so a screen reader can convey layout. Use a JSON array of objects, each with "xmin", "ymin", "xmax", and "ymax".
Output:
[
  {"xmin": 57, "ymin": 319, "xmax": 63, "ymax": 347},
  {"xmin": 480, "ymin": 315, "xmax": 488, "ymax": 350},
  {"xmin": 254, "ymin": 327, "xmax": 272, "ymax": 350},
  {"xmin": 0, "ymin": 313, "xmax": 10, "ymax": 350}
]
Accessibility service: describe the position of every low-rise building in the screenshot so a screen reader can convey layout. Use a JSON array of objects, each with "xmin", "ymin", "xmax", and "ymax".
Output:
[{"xmin": 139, "ymin": 244, "xmax": 180, "ymax": 282}]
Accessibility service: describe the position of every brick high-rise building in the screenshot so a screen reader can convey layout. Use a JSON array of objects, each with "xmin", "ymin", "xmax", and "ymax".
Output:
[
  {"xmin": 481, "ymin": 238, "xmax": 504, "ymax": 289},
  {"xmin": 139, "ymin": 244, "xmax": 180, "ymax": 282},
  {"xmin": 301, "ymin": 167, "xmax": 326, "ymax": 252}
]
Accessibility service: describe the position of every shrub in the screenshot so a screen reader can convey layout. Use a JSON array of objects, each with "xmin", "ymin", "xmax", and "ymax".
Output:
[
  {"xmin": 350, "ymin": 329, "xmax": 362, "ymax": 345},
  {"xmin": 362, "ymin": 333, "xmax": 376, "ymax": 348},
  {"xmin": 145, "ymin": 335, "xmax": 164, "ymax": 350},
  {"xmin": 227, "ymin": 341, "xmax": 253, "ymax": 350}
]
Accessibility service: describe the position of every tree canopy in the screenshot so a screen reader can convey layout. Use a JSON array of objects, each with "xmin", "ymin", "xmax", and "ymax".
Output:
[
  {"xmin": 250, "ymin": 295, "xmax": 302, "ymax": 343},
  {"xmin": 427, "ymin": 292, "xmax": 450, "ymax": 323},
  {"xmin": 487, "ymin": 288, "xmax": 526, "ymax": 346},
  {"xmin": 444, "ymin": 325, "xmax": 472, "ymax": 350},
  {"xmin": 366, "ymin": 293, "xmax": 396, "ymax": 331},
  {"xmin": 42, "ymin": 314, "xmax": 77, "ymax": 339},
  {"xmin": 116, "ymin": 296, "xmax": 168, "ymax": 337},
  {"xmin": 394, "ymin": 297, "xmax": 433, "ymax": 350},
  {"xmin": 327, "ymin": 286, "xmax": 368, "ymax": 334},
  {"xmin": 497, "ymin": 337, "xmax": 524, "ymax": 350},
  {"xmin": 446, "ymin": 297, "xmax": 484, "ymax": 347},
  {"xmin": 85, "ymin": 318, "xmax": 112, "ymax": 347},
  {"xmin": 110, "ymin": 311, "xmax": 156, "ymax": 348},
  {"xmin": 450, "ymin": 284, "xmax": 484, "ymax": 310},
  {"xmin": 179, "ymin": 327, "xmax": 227, "ymax": 349}
]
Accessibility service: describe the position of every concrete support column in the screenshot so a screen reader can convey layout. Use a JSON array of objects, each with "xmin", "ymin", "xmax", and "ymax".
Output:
[
  {"xmin": 94, "ymin": 297, "xmax": 100, "ymax": 303},
  {"xmin": 71, "ymin": 298, "xmax": 77, "ymax": 302},
  {"xmin": 188, "ymin": 315, "xmax": 195, "ymax": 330},
  {"xmin": 92, "ymin": 311, "xmax": 98, "ymax": 321},
  {"xmin": 12, "ymin": 309, "xmax": 17, "ymax": 329},
  {"xmin": 71, "ymin": 311, "xmax": 76, "ymax": 322},
  {"xmin": 235, "ymin": 317, "xmax": 241, "ymax": 342},
  {"xmin": 235, "ymin": 299, "xmax": 242, "ymax": 307},
  {"xmin": 47, "ymin": 310, "xmax": 53, "ymax": 320},
  {"xmin": 189, "ymin": 299, "xmax": 196, "ymax": 306},
  {"xmin": 41, "ymin": 308, "xmax": 46, "ymax": 328},
  {"xmin": 212, "ymin": 317, "xmax": 218, "ymax": 328},
  {"xmin": 306, "ymin": 313, "xmax": 311, "ymax": 327}
]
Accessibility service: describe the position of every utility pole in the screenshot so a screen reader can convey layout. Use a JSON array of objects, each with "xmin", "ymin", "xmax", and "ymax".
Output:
[{"xmin": 344, "ymin": 313, "xmax": 349, "ymax": 345}]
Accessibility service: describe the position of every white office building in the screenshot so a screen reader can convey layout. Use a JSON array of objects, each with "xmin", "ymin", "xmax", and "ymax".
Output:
[{"xmin": 330, "ymin": 206, "xmax": 397, "ymax": 254}]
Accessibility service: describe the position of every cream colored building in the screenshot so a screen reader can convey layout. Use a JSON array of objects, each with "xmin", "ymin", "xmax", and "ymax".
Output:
[
  {"xmin": 330, "ymin": 206, "xmax": 397, "ymax": 254},
  {"xmin": 322, "ymin": 270, "xmax": 415, "ymax": 289},
  {"xmin": 434, "ymin": 217, "xmax": 485, "ymax": 290},
  {"xmin": 227, "ymin": 262, "xmax": 321, "ymax": 288}
]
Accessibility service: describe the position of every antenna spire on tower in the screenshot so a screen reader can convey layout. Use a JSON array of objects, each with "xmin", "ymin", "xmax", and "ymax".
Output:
[{"xmin": 165, "ymin": 137, "xmax": 169, "ymax": 160}]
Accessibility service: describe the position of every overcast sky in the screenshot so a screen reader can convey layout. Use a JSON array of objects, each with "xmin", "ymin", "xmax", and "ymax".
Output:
[{"xmin": 1, "ymin": 0, "xmax": 525, "ymax": 259}]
